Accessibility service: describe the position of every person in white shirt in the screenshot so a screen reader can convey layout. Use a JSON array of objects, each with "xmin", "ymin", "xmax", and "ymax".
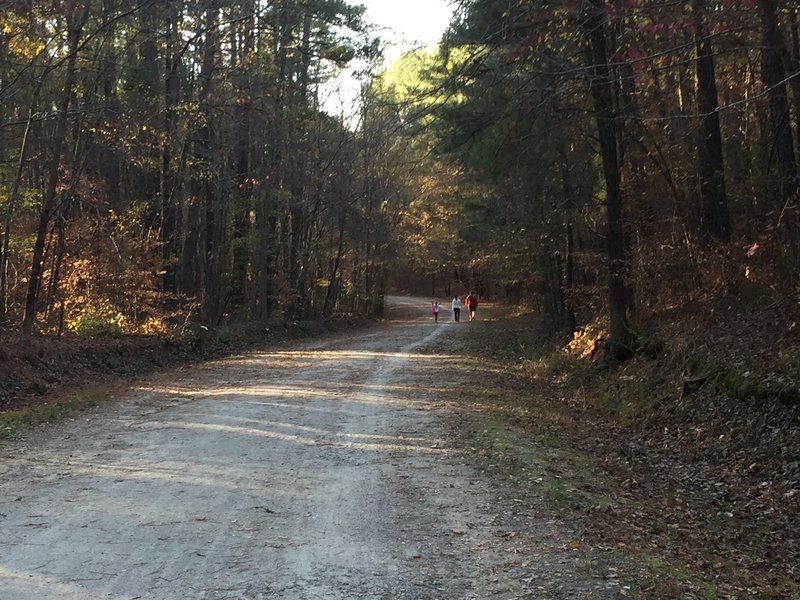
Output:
[{"xmin": 451, "ymin": 296, "xmax": 461, "ymax": 322}]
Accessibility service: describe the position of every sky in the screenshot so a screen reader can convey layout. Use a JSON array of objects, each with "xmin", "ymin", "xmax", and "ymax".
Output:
[
  {"xmin": 319, "ymin": 0, "xmax": 457, "ymax": 118},
  {"xmin": 360, "ymin": 0, "xmax": 457, "ymax": 61}
]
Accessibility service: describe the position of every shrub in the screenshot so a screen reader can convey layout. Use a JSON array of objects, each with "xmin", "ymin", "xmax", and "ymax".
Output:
[{"xmin": 68, "ymin": 308, "xmax": 125, "ymax": 338}]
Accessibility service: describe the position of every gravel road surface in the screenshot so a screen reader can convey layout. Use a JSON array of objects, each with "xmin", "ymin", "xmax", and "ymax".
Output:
[{"xmin": 0, "ymin": 297, "xmax": 620, "ymax": 599}]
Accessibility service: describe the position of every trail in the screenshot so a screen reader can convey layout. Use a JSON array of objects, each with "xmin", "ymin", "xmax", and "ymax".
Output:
[{"xmin": 0, "ymin": 297, "xmax": 617, "ymax": 599}]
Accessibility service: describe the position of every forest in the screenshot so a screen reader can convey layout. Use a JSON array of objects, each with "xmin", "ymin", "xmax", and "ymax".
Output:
[
  {"xmin": 1, "ymin": 2, "xmax": 799, "ymax": 596},
  {"xmin": 1, "ymin": 0, "xmax": 799, "ymax": 355},
  {"xmin": 389, "ymin": 0, "xmax": 800, "ymax": 362},
  {"xmin": 0, "ymin": 0, "xmax": 396, "ymax": 338},
  {"xmin": 0, "ymin": 0, "xmax": 800, "ymax": 362}
]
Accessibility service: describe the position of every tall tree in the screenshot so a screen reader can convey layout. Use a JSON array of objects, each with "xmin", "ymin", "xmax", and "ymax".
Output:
[
  {"xmin": 583, "ymin": 0, "xmax": 629, "ymax": 362},
  {"xmin": 693, "ymin": 0, "xmax": 731, "ymax": 243},
  {"xmin": 758, "ymin": 0, "xmax": 799, "ymax": 273}
]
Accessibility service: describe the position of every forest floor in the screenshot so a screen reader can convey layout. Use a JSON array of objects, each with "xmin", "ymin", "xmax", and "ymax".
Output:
[{"xmin": 0, "ymin": 296, "xmax": 798, "ymax": 599}]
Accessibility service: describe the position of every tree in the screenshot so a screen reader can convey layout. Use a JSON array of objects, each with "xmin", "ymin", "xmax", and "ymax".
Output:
[
  {"xmin": 23, "ymin": 4, "xmax": 89, "ymax": 334},
  {"xmin": 582, "ymin": 0, "xmax": 629, "ymax": 362},
  {"xmin": 693, "ymin": 0, "xmax": 731, "ymax": 243},
  {"xmin": 758, "ymin": 0, "xmax": 799, "ymax": 274},
  {"xmin": 0, "ymin": 0, "xmax": 393, "ymax": 337}
]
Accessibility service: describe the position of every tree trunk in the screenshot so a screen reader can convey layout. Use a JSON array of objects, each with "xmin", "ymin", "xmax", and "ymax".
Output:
[
  {"xmin": 323, "ymin": 212, "xmax": 347, "ymax": 317},
  {"xmin": 45, "ymin": 130, "xmax": 85, "ymax": 326},
  {"xmin": 694, "ymin": 0, "xmax": 731, "ymax": 243},
  {"xmin": 786, "ymin": 8, "xmax": 800, "ymax": 159},
  {"xmin": 583, "ymin": 0, "xmax": 629, "ymax": 363},
  {"xmin": 759, "ymin": 0, "xmax": 798, "ymax": 201},
  {"xmin": 1, "ymin": 108, "xmax": 34, "ymax": 326},
  {"xmin": 200, "ymin": 6, "xmax": 222, "ymax": 325},
  {"xmin": 255, "ymin": 0, "xmax": 293, "ymax": 321},
  {"xmin": 160, "ymin": 2, "xmax": 182, "ymax": 294},
  {"xmin": 557, "ymin": 145, "xmax": 578, "ymax": 337},
  {"xmin": 565, "ymin": 223, "xmax": 577, "ymax": 336},
  {"xmin": 179, "ymin": 4, "xmax": 220, "ymax": 324},
  {"xmin": 758, "ymin": 0, "xmax": 800, "ymax": 274}
]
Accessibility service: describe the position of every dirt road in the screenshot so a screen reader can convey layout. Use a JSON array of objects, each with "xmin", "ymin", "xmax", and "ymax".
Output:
[{"xmin": 0, "ymin": 298, "xmax": 620, "ymax": 599}]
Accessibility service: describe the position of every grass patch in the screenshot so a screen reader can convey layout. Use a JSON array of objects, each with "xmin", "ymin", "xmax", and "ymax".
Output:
[
  {"xmin": 527, "ymin": 349, "xmax": 672, "ymax": 424},
  {"xmin": 471, "ymin": 396, "xmax": 618, "ymax": 511},
  {"xmin": 592, "ymin": 375, "xmax": 671, "ymax": 424},
  {"xmin": 522, "ymin": 350, "xmax": 581, "ymax": 381},
  {"xmin": 0, "ymin": 394, "xmax": 104, "ymax": 441},
  {"xmin": 520, "ymin": 347, "xmax": 606, "ymax": 397},
  {"xmin": 690, "ymin": 359, "xmax": 800, "ymax": 404},
  {"xmin": 640, "ymin": 555, "xmax": 720, "ymax": 600}
]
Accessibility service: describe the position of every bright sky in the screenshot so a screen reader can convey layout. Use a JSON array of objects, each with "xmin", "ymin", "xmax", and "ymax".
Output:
[
  {"xmin": 361, "ymin": 0, "xmax": 457, "ymax": 61},
  {"xmin": 320, "ymin": 0, "xmax": 457, "ymax": 118}
]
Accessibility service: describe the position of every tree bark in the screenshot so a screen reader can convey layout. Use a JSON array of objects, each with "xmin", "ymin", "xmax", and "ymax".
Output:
[
  {"xmin": 758, "ymin": 0, "xmax": 800, "ymax": 274},
  {"xmin": 323, "ymin": 209, "xmax": 347, "ymax": 317},
  {"xmin": 557, "ymin": 145, "xmax": 578, "ymax": 337},
  {"xmin": 160, "ymin": 1, "xmax": 182, "ymax": 294},
  {"xmin": 565, "ymin": 223, "xmax": 577, "ymax": 336},
  {"xmin": 786, "ymin": 8, "xmax": 800, "ymax": 160},
  {"xmin": 694, "ymin": 0, "xmax": 731, "ymax": 243},
  {"xmin": 583, "ymin": 0, "xmax": 629, "ymax": 363},
  {"xmin": 1, "ymin": 108, "xmax": 34, "ymax": 326},
  {"xmin": 758, "ymin": 0, "xmax": 798, "ymax": 201}
]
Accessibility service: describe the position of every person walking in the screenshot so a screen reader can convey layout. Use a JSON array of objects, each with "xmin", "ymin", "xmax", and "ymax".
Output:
[
  {"xmin": 465, "ymin": 291, "xmax": 478, "ymax": 321},
  {"xmin": 451, "ymin": 296, "xmax": 461, "ymax": 322},
  {"xmin": 431, "ymin": 301, "xmax": 440, "ymax": 323}
]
